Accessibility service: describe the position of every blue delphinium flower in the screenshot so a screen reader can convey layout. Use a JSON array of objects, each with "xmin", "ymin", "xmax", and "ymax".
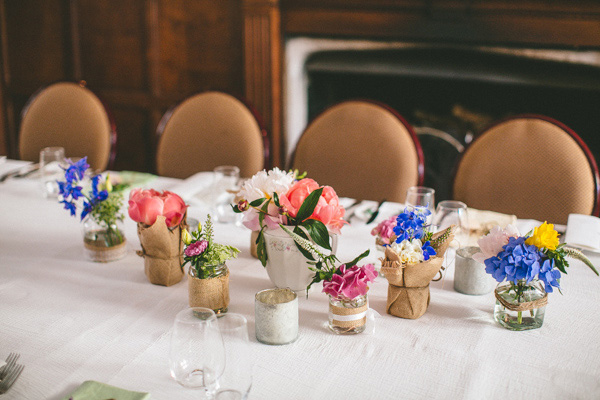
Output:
[
  {"xmin": 484, "ymin": 236, "xmax": 543, "ymax": 284},
  {"xmin": 394, "ymin": 207, "xmax": 431, "ymax": 242},
  {"xmin": 421, "ymin": 240, "xmax": 436, "ymax": 261},
  {"xmin": 539, "ymin": 258, "xmax": 561, "ymax": 293}
]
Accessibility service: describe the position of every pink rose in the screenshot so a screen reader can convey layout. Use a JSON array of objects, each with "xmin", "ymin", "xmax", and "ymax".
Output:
[
  {"xmin": 473, "ymin": 224, "xmax": 520, "ymax": 263},
  {"xmin": 322, "ymin": 263, "xmax": 378, "ymax": 300},
  {"xmin": 128, "ymin": 188, "xmax": 188, "ymax": 228},
  {"xmin": 279, "ymin": 178, "xmax": 347, "ymax": 234}
]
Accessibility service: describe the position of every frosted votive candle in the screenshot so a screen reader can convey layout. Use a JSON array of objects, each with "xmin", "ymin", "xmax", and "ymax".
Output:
[{"xmin": 255, "ymin": 288, "xmax": 298, "ymax": 345}]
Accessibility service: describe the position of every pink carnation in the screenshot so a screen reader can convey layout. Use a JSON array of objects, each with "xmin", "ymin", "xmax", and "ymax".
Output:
[
  {"xmin": 473, "ymin": 225, "xmax": 520, "ymax": 263},
  {"xmin": 184, "ymin": 240, "xmax": 208, "ymax": 257},
  {"xmin": 322, "ymin": 263, "xmax": 378, "ymax": 300},
  {"xmin": 371, "ymin": 215, "xmax": 397, "ymax": 245}
]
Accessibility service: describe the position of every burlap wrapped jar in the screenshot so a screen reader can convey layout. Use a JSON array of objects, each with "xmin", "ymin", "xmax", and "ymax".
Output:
[
  {"xmin": 381, "ymin": 226, "xmax": 455, "ymax": 319},
  {"xmin": 188, "ymin": 263, "xmax": 230, "ymax": 315},
  {"xmin": 136, "ymin": 215, "xmax": 185, "ymax": 286}
]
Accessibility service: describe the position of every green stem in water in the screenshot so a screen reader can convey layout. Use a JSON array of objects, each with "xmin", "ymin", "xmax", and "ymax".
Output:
[{"xmin": 518, "ymin": 311, "xmax": 522, "ymax": 325}]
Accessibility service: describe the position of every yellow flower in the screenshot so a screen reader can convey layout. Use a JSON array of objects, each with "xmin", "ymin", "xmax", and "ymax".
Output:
[
  {"xmin": 197, "ymin": 221, "xmax": 202, "ymax": 233},
  {"xmin": 105, "ymin": 174, "xmax": 113, "ymax": 193},
  {"xmin": 525, "ymin": 221, "xmax": 559, "ymax": 250},
  {"xmin": 182, "ymin": 229, "xmax": 192, "ymax": 245}
]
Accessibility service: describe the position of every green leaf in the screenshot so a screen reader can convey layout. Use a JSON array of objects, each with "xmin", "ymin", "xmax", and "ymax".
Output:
[
  {"xmin": 273, "ymin": 192, "xmax": 280, "ymax": 207},
  {"xmin": 231, "ymin": 204, "xmax": 242, "ymax": 213},
  {"xmin": 295, "ymin": 187, "xmax": 323, "ymax": 223},
  {"xmin": 302, "ymin": 219, "xmax": 331, "ymax": 250},
  {"xmin": 256, "ymin": 228, "xmax": 268, "ymax": 267},
  {"xmin": 258, "ymin": 200, "xmax": 270, "ymax": 227},
  {"xmin": 293, "ymin": 226, "xmax": 316, "ymax": 261},
  {"xmin": 250, "ymin": 198, "xmax": 266, "ymax": 208},
  {"xmin": 345, "ymin": 249, "xmax": 371, "ymax": 268}
]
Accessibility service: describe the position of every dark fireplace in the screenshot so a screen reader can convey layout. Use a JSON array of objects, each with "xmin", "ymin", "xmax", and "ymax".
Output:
[{"xmin": 302, "ymin": 44, "xmax": 600, "ymax": 201}]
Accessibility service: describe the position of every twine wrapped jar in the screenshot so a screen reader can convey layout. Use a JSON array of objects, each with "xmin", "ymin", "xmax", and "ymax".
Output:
[
  {"xmin": 82, "ymin": 217, "xmax": 127, "ymax": 263},
  {"xmin": 188, "ymin": 262, "xmax": 230, "ymax": 315},
  {"xmin": 494, "ymin": 279, "xmax": 547, "ymax": 331},
  {"xmin": 328, "ymin": 294, "xmax": 368, "ymax": 334}
]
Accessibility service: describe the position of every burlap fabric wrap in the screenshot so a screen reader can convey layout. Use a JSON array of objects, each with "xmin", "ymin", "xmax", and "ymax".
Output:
[
  {"xmin": 381, "ymin": 226, "xmax": 455, "ymax": 319},
  {"xmin": 188, "ymin": 267, "xmax": 230, "ymax": 312},
  {"xmin": 329, "ymin": 301, "xmax": 368, "ymax": 330},
  {"xmin": 136, "ymin": 215, "xmax": 185, "ymax": 286}
]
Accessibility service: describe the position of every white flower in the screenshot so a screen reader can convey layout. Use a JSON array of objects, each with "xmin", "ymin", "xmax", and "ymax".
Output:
[
  {"xmin": 473, "ymin": 224, "xmax": 520, "ymax": 264},
  {"xmin": 238, "ymin": 168, "xmax": 295, "ymax": 202},
  {"xmin": 390, "ymin": 238, "xmax": 424, "ymax": 264}
]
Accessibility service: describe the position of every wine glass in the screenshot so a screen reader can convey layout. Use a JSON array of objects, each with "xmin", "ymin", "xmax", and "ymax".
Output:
[
  {"xmin": 169, "ymin": 307, "xmax": 225, "ymax": 397},
  {"xmin": 213, "ymin": 165, "xmax": 241, "ymax": 224},
  {"xmin": 39, "ymin": 146, "xmax": 65, "ymax": 198},
  {"xmin": 405, "ymin": 186, "xmax": 435, "ymax": 212},
  {"xmin": 432, "ymin": 200, "xmax": 469, "ymax": 247},
  {"xmin": 215, "ymin": 313, "xmax": 254, "ymax": 400}
]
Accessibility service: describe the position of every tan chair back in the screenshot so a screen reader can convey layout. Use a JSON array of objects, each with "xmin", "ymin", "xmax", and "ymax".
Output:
[
  {"xmin": 19, "ymin": 81, "xmax": 114, "ymax": 171},
  {"xmin": 291, "ymin": 100, "xmax": 424, "ymax": 203},
  {"xmin": 453, "ymin": 115, "xmax": 600, "ymax": 225},
  {"xmin": 156, "ymin": 91, "xmax": 267, "ymax": 179}
]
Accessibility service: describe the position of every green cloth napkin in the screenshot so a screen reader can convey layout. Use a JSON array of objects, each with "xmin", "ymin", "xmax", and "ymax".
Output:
[{"xmin": 61, "ymin": 380, "xmax": 150, "ymax": 400}]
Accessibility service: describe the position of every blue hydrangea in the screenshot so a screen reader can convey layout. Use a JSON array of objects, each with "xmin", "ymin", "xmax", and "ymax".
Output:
[
  {"xmin": 539, "ymin": 258, "xmax": 561, "ymax": 293},
  {"xmin": 484, "ymin": 236, "xmax": 543, "ymax": 284},
  {"xmin": 394, "ymin": 206, "xmax": 431, "ymax": 242}
]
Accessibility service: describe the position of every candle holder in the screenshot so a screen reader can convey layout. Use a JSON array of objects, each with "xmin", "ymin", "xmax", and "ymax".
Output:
[{"xmin": 254, "ymin": 288, "xmax": 298, "ymax": 345}]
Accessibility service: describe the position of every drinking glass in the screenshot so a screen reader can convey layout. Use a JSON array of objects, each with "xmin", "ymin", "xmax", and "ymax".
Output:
[
  {"xmin": 169, "ymin": 307, "xmax": 225, "ymax": 397},
  {"xmin": 405, "ymin": 186, "xmax": 435, "ymax": 225},
  {"xmin": 215, "ymin": 313, "xmax": 254, "ymax": 400},
  {"xmin": 39, "ymin": 146, "xmax": 65, "ymax": 198},
  {"xmin": 432, "ymin": 200, "xmax": 469, "ymax": 247},
  {"xmin": 213, "ymin": 165, "xmax": 241, "ymax": 224}
]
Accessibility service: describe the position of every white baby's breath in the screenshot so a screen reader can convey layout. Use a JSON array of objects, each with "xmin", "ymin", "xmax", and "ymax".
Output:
[{"xmin": 238, "ymin": 168, "xmax": 295, "ymax": 202}]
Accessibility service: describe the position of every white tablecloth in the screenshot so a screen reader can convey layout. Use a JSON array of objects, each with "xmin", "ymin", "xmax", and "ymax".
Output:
[{"xmin": 1, "ymin": 166, "xmax": 600, "ymax": 399}]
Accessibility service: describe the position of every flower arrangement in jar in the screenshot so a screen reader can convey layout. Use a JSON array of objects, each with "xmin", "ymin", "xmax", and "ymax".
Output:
[
  {"xmin": 182, "ymin": 215, "xmax": 239, "ymax": 314},
  {"xmin": 380, "ymin": 206, "xmax": 455, "ymax": 319},
  {"xmin": 128, "ymin": 188, "xmax": 188, "ymax": 286},
  {"xmin": 57, "ymin": 156, "xmax": 127, "ymax": 262},
  {"xmin": 233, "ymin": 168, "xmax": 347, "ymax": 291},
  {"xmin": 475, "ymin": 222, "xmax": 597, "ymax": 330}
]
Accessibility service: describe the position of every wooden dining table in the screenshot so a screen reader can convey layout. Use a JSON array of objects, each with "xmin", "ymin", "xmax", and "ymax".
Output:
[{"xmin": 1, "ymin": 161, "xmax": 600, "ymax": 399}]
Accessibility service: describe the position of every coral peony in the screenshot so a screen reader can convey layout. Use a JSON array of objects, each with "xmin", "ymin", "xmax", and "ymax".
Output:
[{"xmin": 128, "ymin": 188, "xmax": 188, "ymax": 228}]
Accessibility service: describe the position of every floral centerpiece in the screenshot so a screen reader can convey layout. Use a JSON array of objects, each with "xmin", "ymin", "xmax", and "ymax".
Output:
[
  {"xmin": 380, "ymin": 206, "xmax": 455, "ymax": 319},
  {"xmin": 57, "ymin": 157, "xmax": 127, "ymax": 262},
  {"xmin": 475, "ymin": 222, "xmax": 598, "ymax": 330},
  {"xmin": 278, "ymin": 225, "xmax": 376, "ymax": 334},
  {"xmin": 182, "ymin": 215, "xmax": 239, "ymax": 314},
  {"xmin": 233, "ymin": 168, "xmax": 346, "ymax": 291},
  {"xmin": 128, "ymin": 188, "xmax": 188, "ymax": 286}
]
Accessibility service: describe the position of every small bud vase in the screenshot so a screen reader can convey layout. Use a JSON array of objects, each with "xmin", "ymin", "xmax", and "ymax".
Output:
[
  {"xmin": 188, "ymin": 262, "xmax": 230, "ymax": 315},
  {"xmin": 82, "ymin": 217, "xmax": 127, "ymax": 262},
  {"xmin": 494, "ymin": 279, "xmax": 547, "ymax": 331},
  {"xmin": 328, "ymin": 294, "xmax": 368, "ymax": 334}
]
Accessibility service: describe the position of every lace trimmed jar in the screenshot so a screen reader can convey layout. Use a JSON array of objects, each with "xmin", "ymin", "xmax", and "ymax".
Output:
[
  {"xmin": 188, "ymin": 262, "xmax": 230, "ymax": 315},
  {"xmin": 82, "ymin": 217, "xmax": 127, "ymax": 262},
  {"xmin": 494, "ymin": 279, "xmax": 547, "ymax": 331},
  {"xmin": 328, "ymin": 294, "xmax": 368, "ymax": 334}
]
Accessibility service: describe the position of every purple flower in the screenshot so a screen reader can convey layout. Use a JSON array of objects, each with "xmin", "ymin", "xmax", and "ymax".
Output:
[
  {"xmin": 421, "ymin": 240, "xmax": 436, "ymax": 261},
  {"xmin": 185, "ymin": 240, "xmax": 208, "ymax": 257},
  {"xmin": 393, "ymin": 207, "xmax": 431, "ymax": 242}
]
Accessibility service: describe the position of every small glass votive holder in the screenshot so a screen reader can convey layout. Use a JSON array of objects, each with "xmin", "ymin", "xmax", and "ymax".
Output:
[
  {"xmin": 39, "ymin": 146, "xmax": 65, "ymax": 198},
  {"xmin": 454, "ymin": 246, "xmax": 496, "ymax": 295},
  {"xmin": 255, "ymin": 288, "xmax": 298, "ymax": 345}
]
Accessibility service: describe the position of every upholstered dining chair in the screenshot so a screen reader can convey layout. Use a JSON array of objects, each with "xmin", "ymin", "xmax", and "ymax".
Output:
[
  {"xmin": 156, "ymin": 91, "xmax": 268, "ymax": 179},
  {"xmin": 453, "ymin": 114, "xmax": 600, "ymax": 225},
  {"xmin": 291, "ymin": 100, "xmax": 424, "ymax": 203},
  {"xmin": 19, "ymin": 81, "xmax": 116, "ymax": 171}
]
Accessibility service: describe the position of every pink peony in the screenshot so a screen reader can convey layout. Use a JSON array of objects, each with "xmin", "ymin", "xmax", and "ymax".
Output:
[
  {"xmin": 184, "ymin": 240, "xmax": 208, "ymax": 257},
  {"xmin": 322, "ymin": 263, "xmax": 378, "ymax": 300},
  {"xmin": 371, "ymin": 215, "xmax": 397, "ymax": 245},
  {"xmin": 279, "ymin": 178, "xmax": 347, "ymax": 234},
  {"xmin": 473, "ymin": 224, "xmax": 520, "ymax": 264},
  {"xmin": 128, "ymin": 188, "xmax": 188, "ymax": 228}
]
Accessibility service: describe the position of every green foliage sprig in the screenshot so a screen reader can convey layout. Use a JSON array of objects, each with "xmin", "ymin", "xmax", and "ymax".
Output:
[{"xmin": 183, "ymin": 215, "xmax": 240, "ymax": 279}]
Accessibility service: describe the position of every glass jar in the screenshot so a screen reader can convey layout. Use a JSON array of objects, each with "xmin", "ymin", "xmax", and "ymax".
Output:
[
  {"xmin": 494, "ymin": 279, "xmax": 547, "ymax": 331},
  {"xmin": 328, "ymin": 294, "xmax": 368, "ymax": 334},
  {"xmin": 188, "ymin": 263, "xmax": 229, "ymax": 315},
  {"xmin": 82, "ymin": 217, "xmax": 127, "ymax": 262}
]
